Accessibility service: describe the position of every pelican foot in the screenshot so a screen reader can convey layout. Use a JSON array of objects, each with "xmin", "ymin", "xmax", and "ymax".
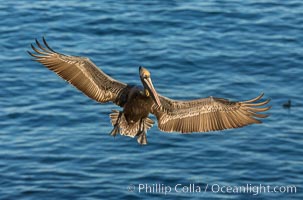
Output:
[
  {"xmin": 136, "ymin": 131, "xmax": 147, "ymax": 145},
  {"xmin": 109, "ymin": 125, "xmax": 120, "ymax": 137}
]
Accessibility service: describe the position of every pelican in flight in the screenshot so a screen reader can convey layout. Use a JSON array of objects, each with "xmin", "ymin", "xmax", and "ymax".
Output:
[{"xmin": 28, "ymin": 38, "xmax": 271, "ymax": 145}]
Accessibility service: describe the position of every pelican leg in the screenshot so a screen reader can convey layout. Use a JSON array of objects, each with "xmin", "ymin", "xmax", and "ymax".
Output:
[
  {"xmin": 109, "ymin": 111, "xmax": 123, "ymax": 137},
  {"xmin": 109, "ymin": 125, "xmax": 119, "ymax": 137},
  {"xmin": 136, "ymin": 119, "xmax": 147, "ymax": 145}
]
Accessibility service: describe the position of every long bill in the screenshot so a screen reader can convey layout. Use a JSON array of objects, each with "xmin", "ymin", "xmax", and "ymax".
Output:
[{"xmin": 144, "ymin": 77, "xmax": 162, "ymax": 107}]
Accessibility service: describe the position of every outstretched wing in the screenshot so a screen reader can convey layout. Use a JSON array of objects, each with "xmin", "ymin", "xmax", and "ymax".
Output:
[
  {"xmin": 151, "ymin": 93, "xmax": 271, "ymax": 133},
  {"xmin": 28, "ymin": 38, "xmax": 127, "ymax": 104}
]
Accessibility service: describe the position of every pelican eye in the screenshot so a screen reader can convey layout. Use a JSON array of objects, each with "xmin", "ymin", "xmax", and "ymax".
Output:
[{"xmin": 145, "ymin": 89, "xmax": 150, "ymax": 97}]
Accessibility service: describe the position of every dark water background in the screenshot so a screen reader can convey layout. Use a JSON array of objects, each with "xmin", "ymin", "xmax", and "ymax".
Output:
[{"xmin": 1, "ymin": 1, "xmax": 302, "ymax": 199}]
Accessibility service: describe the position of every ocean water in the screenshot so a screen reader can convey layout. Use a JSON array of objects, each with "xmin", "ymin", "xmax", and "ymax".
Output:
[{"xmin": 1, "ymin": 0, "xmax": 302, "ymax": 199}]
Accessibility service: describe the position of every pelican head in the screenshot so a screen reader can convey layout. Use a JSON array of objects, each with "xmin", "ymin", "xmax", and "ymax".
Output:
[{"xmin": 139, "ymin": 66, "xmax": 161, "ymax": 107}]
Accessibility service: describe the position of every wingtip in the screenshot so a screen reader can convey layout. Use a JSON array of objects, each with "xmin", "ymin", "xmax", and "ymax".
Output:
[
  {"xmin": 42, "ymin": 36, "xmax": 47, "ymax": 45},
  {"xmin": 243, "ymin": 93, "xmax": 265, "ymax": 103},
  {"xmin": 258, "ymin": 92, "xmax": 265, "ymax": 99},
  {"xmin": 42, "ymin": 37, "xmax": 54, "ymax": 52},
  {"xmin": 30, "ymin": 43, "xmax": 36, "ymax": 51},
  {"xmin": 27, "ymin": 50, "xmax": 35, "ymax": 57}
]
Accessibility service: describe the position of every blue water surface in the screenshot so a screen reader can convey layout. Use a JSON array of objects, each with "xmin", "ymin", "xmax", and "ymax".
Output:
[{"xmin": 1, "ymin": 1, "xmax": 302, "ymax": 199}]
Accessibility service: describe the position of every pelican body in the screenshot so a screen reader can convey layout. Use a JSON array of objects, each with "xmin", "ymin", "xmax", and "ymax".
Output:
[
  {"xmin": 28, "ymin": 38, "xmax": 271, "ymax": 145},
  {"xmin": 110, "ymin": 78, "xmax": 161, "ymax": 144}
]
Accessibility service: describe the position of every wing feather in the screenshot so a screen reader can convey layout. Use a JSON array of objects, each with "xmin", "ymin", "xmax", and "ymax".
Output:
[
  {"xmin": 28, "ymin": 38, "xmax": 127, "ymax": 104},
  {"xmin": 151, "ymin": 93, "xmax": 271, "ymax": 133}
]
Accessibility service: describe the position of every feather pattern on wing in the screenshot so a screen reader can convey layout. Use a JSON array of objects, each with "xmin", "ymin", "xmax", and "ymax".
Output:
[
  {"xmin": 28, "ymin": 38, "xmax": 127, "ymax": 104},
  {"xmin": 151, "ymin": 93, "xmax": 271, "ymax": 133}
]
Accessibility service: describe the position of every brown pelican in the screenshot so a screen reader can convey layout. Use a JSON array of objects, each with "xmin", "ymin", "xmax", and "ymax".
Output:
[{"xmin": 28, "ymin": 38, "xmax": 271, "ymax": 145}]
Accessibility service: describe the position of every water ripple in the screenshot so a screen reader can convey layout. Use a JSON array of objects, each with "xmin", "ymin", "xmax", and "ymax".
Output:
[{"xmin": 1, "ymin": 0, "xmax": 303, "ymax": 199}]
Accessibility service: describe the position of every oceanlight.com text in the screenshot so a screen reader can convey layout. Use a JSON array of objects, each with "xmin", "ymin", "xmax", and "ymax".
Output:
[{"xmin": 127, "ymin": 183, "xmax": 297, "ymax": 196}]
